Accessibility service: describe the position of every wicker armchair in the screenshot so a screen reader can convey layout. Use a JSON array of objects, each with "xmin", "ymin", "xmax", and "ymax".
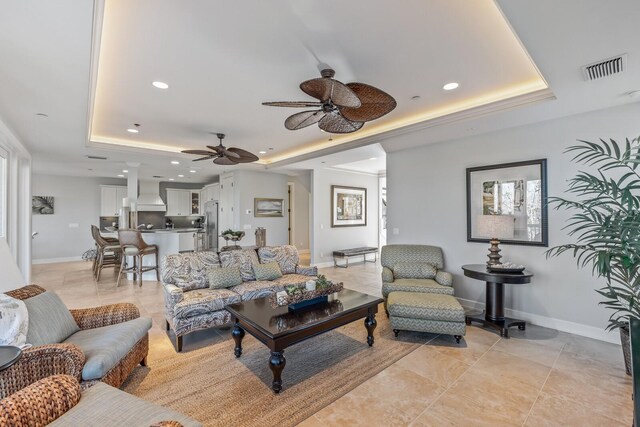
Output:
[
  {"xmin": 0, "ymin": 374, "xmax": 195, "ymax": 426},
  {"xmin": 3, "ymin": 285, "xmax": 150, "ymax": 391}
]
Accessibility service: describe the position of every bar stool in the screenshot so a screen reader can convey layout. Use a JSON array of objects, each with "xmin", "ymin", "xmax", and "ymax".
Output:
[
  {"xmin": 90, "ymin": 225, "xmax": 121, "ymax": 281},
  {"xmin": 116, "ymin": 229, "xmax": 160, "ymax": 287}
]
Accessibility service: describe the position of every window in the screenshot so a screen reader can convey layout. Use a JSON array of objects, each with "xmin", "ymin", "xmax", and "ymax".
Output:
[{"xmin": 0, "ymin": 146, "xmax": 7, "ymax": 240}]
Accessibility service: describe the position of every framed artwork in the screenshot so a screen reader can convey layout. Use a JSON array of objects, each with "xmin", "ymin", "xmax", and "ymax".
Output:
[
  {"xmin": 254, "ymin": 198, "xmax": 284, "ymax": 217},
  {"xmin": 32, "ymin": 196, "xmax": 55, "ymax": 215},
  {"xmin": 331, "ymin": 185, "xmax": 367, "ymax": 227},
  {"xmin": 467, "ymin": 159, "xmax": 548, "ymax": 246}
]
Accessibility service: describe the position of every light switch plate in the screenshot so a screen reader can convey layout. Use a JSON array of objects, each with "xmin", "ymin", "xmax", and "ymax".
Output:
[{"xmin": 245, "ymin": 209, "xmax": 252, "ymax": 215}]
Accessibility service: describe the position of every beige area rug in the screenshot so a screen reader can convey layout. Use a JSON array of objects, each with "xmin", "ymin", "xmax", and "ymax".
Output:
[{"xmin": 123, "ymin": 306, "xmax": 423, "ymax": 427}]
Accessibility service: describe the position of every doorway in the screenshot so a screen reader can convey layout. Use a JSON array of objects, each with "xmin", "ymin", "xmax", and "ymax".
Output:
[{"xmin": 288, "ymin": 183, "xmax": 293, "ymax": 245}]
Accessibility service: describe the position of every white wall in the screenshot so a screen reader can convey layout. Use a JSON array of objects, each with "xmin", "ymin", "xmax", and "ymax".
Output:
[
  {"xmin": 311, "ymin": 168, "xmax": 379, "ymax": 265},
  {"xmin": 32, "ymin": 174, "xmax": 126, "ymax": 262},
  {"xmin": 387, "ymin": 102, "xmax": 640, "ymax": 342},
  {"xmin": 233, "ymin": 170, "xmax": 290, "ymax": 247},
  {"xmin": 289, "ymin": 172, "xmax": 311, "ymax": 251}
]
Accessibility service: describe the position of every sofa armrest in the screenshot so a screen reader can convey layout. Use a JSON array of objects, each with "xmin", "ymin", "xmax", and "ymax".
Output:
[
  {"xmin": 435, "ymin": 270, "xmax": 453, "ymax": 287},
  {"xmin": 0, "ymin": 374, "xmax": 81, "ymax": 427},
  {"xmin": 70, "ymin": 303, "xmax": 140, "ymax": 330},
  {"xmin": 382, "ymin": 266, "xmax": 394, "ymax": 283},
  {"xmin": 163, "ymin": 283, "xmax": 185, "ymax": 315},
  {"xmin": 295, "ymin": 265, "xmax": 318, "ymax": 276},
  {"xmin": 0, "ymin": 344, "xmax": 85, "ymax": 399}
]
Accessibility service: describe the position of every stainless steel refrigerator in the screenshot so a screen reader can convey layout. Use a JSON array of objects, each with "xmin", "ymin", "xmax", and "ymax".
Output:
[{"xmin": 204, "ymin": 201, "xmax": 219, "ymax": 251}]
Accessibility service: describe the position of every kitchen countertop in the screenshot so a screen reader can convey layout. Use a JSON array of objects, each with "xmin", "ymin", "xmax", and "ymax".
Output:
[{"xmin": 103, "ymin": 227, "xmax": 204, "ymax": 234}]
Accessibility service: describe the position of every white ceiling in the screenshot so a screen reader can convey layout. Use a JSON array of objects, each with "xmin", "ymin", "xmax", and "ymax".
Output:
[
  {"xmin": 287, "ymin": 144, "xmax": 386, "ymax": 175},
  {"xmin": 0, "ymin": 1, "xmax": 639, "ymax": 182}
]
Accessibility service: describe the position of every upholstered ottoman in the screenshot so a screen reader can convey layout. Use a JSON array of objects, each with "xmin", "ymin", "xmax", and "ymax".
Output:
[{"xmin": 387, "ymin": 291, "xmax": 466, "ymax": 343}]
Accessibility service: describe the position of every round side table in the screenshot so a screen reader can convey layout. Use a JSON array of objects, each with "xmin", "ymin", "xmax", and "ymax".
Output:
[
  {"xmin": 462, "ymin": 264, "xmax": 533, "ymax": 338},
  {"xmin": 0, "ymin": 345, "xmax": 22, "ymax": 371}
]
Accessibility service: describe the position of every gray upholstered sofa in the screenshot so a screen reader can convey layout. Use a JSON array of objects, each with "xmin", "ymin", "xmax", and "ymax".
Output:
[
  {"xmin": 161, "ymin": 245, "xmax": 317, "ymax": 351},
  {"xmin": 381, "ymin": 244, "xmax": 454, "ymax": 307}
]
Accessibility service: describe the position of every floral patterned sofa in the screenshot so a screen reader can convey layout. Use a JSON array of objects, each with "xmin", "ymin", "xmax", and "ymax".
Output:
[{"xmin": 161, "ymin": 245, "xmax": 317, "ymax": 351}]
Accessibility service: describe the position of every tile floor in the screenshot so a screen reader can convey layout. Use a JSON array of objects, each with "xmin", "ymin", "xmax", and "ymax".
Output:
[{"xmin": 32, "ymin": 258, "xmax": 633, "ymax": 426}]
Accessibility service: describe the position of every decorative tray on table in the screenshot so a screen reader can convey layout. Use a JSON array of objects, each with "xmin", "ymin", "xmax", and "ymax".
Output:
[
  {"xmin": 270, "ymin": 279, "xmax": 343, "ymax": 312},
  {"xmin": 487, "ymin": 263, "xmax": 525, "ymax": 273}
]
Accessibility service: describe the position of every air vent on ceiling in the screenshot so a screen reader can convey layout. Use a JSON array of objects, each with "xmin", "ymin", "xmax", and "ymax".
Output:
[
  {"xmin": 86, "ymin": 155, "xmax": 108, "ymax": 160},
  {"xmin": 582, "ymin": 54, "xmax": 627, "ymax": 81}
]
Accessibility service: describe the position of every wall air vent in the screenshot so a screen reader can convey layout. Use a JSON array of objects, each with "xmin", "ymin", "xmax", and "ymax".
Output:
[
  {"xmin": 86, "ymin": 155, "xmax": 108, "ymax": 160},
  {"xmin": 153, "ymin": 176, "xmax": 164, "ymax": 178},
  {"xmin": 582, "ymin": 54, "xmax": 627, "ymax": 81}
]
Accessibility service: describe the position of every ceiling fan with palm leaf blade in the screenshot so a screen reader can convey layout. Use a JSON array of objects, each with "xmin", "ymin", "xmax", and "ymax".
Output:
[
  {"xmin": 181, "ymin": 133, "xmax": 259, "ymax": 165},
  {"xmin": 263, "ymin": 68, "xmax": 396, "ymax": 134}
]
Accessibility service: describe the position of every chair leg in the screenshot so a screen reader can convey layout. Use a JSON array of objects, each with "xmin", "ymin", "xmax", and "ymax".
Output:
[
  {"xmin": 165, "ymin": 319, "xmax": 170, "ymax": 331},
  {"xmin": 140, "ymin": 356, "xmax": 148, "ymax": 367},
  {"xmin": 96, "ymin": 251, "xmax": 103, "ymax": 282},
  {"xmin": 116, "ymin": 255, "xmax": 126, "ymax": 287},
  {"xmin": 176, "ymin": 335, "xmax": 183, "ymax": 352},
  {"xmin": 155, "ymin": 251, "xmax": 160, "ymax": 281},
  {"xmin": 138, "ymin": 255, "xmax": 143, "ymax": 287},
  {"xmin": 454, "ymin": 335, "xmax": 462, "ymax": 344},
  {"xmin": 92, "ymin": 244, "xmax": 98, "ymax": 275}
]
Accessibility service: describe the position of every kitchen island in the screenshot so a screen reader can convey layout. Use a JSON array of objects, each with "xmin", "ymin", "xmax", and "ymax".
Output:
[{"xmin": 103, "ymin": 228, "xmax": 204, "ymax": 281}]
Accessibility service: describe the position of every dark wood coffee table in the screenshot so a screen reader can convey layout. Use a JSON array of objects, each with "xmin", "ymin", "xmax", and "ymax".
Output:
[{"xmin": 226, "ymin": 289, "xmax": 383, "ymax": 393}]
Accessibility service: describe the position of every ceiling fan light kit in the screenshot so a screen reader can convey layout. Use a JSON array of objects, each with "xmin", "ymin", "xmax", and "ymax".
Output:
[
  {"xmin": 181, "ymin": 133, "xmax": 259, "ymax": 165},
  {"xmin": 263, "ymin": 68, "xmax": 396, "ymax": 134}
]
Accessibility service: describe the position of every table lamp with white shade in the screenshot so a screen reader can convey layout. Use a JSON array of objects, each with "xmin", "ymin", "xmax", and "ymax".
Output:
[{"xmin": 476, "ymin": 215, "xmax": 515, "ymax": 266}]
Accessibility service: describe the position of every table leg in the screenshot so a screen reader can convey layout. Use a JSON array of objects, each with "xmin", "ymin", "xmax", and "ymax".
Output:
[
  {"xmin": 465, "ymin": 281, "xmax": 526, "ymax": 338},
  {"xmin": 365, "ymin": 309, "xmax": 377, "ymax": 346},
  {"xmin": 232, "ymin": 321, "xmax": 245, "ymax": 358},
  {"xmin": 269, "ymin": 351, "xmax": 286, "ymax": 393}
]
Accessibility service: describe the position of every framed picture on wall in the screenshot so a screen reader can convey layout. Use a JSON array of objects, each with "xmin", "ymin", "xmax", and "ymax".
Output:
[
  {"xmin": 254, "ymin": 198, "xmax": 284, "ymax": 217},
  {"xmin": 331, "ymin": 185, "xmax": 366, "ymax": 227},
  {"xmin": 32, "ymin": 196, "xmax": 55, "ymax": 215},
  {"xmin": 466, "ymin": 159, "xmax": 548, "ymax": 246}
]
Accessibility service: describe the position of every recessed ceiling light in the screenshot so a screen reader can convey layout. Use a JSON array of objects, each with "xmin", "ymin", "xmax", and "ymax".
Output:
[
  {"xmin": 127, "ymin": 128, "xmax": 139, "ymax": 133},
  {"xmin": 152, "ymin": 81, "xmax": 169, "ymax": 89},
  {"xmin": 171, "ymin": 161, "xmax": 180, "ymax": 165},
  {"xmin": 189, "ymin": 170, "xmax": 196, "ymax": 173},
  {"xmin": 369, "ymin": 157, "xmax": 377, "ymax": 160},
  {"xmin": 169, "ymin": 178, "xmax": 174, "ymax": 181},
  {"xmin": 259, "ymin": 151, "xmax": 267, "ymax": 154},
  {"xmin": 117, "ymin": 174, "xmax": 124, "ymax": 177},
  {"xmin": 178, "ymin": 174, "xmax": 184, "ymax": 178},
  {"xmin": 443, "ymin": 82, "xmax": 459, "ymax": 91},
  {"xmin": 122, "ymin": 169, "xmax": 128, "ymax": 173}
]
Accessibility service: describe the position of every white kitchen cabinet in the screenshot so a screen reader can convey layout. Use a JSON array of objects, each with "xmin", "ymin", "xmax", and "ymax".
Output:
[
  {"xmin": 100, "ymin": 185, "xmax": 126, "ymax": 217},
  {"xmin": 165, "ymin": 189, "xmax": 191, "ymax": 216},
  {"xmin": 178, "ymin": 231, "xmax": 196, "ymax": 252},
  {"xmin": 202, "ymin": 183, "xmax": 220, "ymax": 203}
]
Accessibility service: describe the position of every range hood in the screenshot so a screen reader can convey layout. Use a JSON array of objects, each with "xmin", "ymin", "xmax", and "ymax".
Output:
[{"xmin": 136, "ymin": 180, "xmax": 167, "ymax": 212}]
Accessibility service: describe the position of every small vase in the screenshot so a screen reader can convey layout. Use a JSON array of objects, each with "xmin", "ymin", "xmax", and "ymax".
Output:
[{"xmin": 305, "ymin": 280, "xmax": 316, "ymax": 291}]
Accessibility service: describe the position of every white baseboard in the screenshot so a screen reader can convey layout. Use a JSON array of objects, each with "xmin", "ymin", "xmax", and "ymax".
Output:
[
  {"xmin": 32, "ymin": 256, "xmax": 84, "ymax": 265},
  {"xmin": 313, "ymin": 261, "xmax": 335, "ymax": 268},
  {"xmin": 457, "ymin": 297, "xmax": 620, "ymax": 345}
]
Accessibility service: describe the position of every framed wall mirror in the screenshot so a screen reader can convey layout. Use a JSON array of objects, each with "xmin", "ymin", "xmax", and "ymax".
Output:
[{"xmin": 467, "ymin": 159, "xmax": 548, "ymax": 246}]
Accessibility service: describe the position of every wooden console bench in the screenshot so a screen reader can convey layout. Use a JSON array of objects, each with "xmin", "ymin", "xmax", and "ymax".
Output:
[{"xmin": 333, "ymin": 247, "xmax": 378, "ymax": 268}]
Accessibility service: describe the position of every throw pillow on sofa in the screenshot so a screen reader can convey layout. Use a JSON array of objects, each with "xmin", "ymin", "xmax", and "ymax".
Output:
[
  {"xmin": 209, "ymin": 266, "xmax": 243, "ymax": 289},
  {"xmin": 23, "ymin": 291, "xmax": 80, "ymax": 346},
  {"xmin": 393, "ymin": 262, "xmax": 437, "ymax": 279},
  {"xmin": 253, "ymin": 262, "xmax": 283, "ymax": 281},
  {"xmin": 219, "ymin": 249, "xmax": 260, "ymax": 281},
  {"xmin": 172, "ymin": 275, "xmax": 202, "ymax": 292}
]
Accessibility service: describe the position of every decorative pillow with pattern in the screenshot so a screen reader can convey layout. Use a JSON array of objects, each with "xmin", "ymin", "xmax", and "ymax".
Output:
[
  {"xmin": 253, "ymin": 262, "xmax": 283, "ymax": 281},
  {"xmin": 208, "ymin": 267, "xmax": 243, "ymax": 289},
  {"xmin": 393, "ymin": 262, "xmax": 437, "ymax": 279},
  {"xmin": 219, "ymin": 249, "xmax": 260, "ymax": 281},
  {"xmin": 172, "ymin": 275, "xmax": 201, "ymax": 292},
  {"xmin": 161, "ymin": 251, "xmax": 220, "ymax": 289},
  {"xmin": 257, "ymin": 245, "xmax": 299, "ymax": 274}
]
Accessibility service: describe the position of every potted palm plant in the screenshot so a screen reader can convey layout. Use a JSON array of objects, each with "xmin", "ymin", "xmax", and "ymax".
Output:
[
  {"xmin": 546, "ymin": 136, "xmax": 640, "ymax": 423},
  {"xmin": 547, "ymin": 137, "xmax": 640, "ymax": 367}
]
